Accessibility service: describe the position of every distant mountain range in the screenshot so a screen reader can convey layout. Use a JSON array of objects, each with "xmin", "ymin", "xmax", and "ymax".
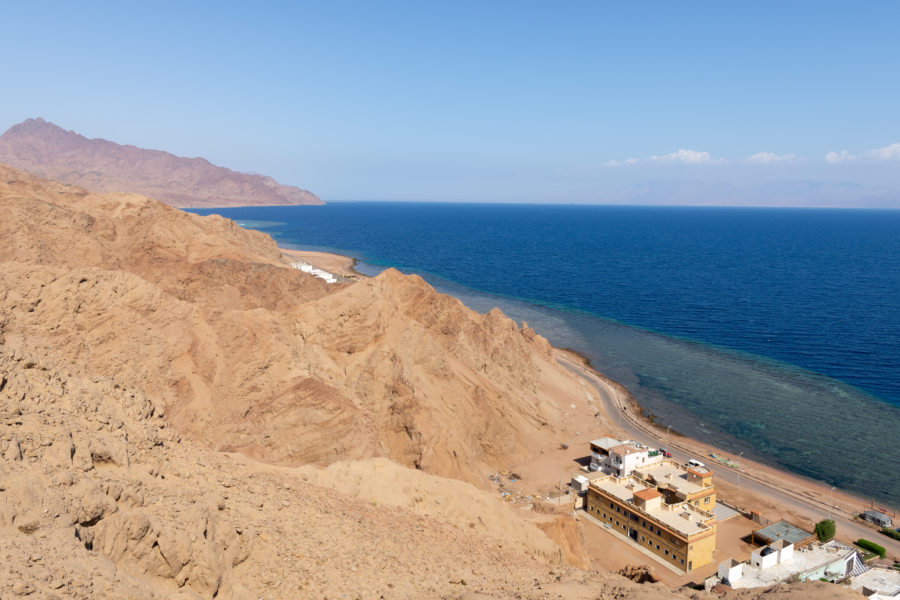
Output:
[{"xmin": 0, "ymin": 118, "xmax": 321, "ymax": 207}]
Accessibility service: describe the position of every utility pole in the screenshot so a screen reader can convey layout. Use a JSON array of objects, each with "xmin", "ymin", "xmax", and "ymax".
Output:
[
  {"xmin": 666, "ymin": 425, "xmax": 671, "ymax": 448},
  {"xmin": 737, "ymin": 451, "xmax": 744, "ymax": 485},
  {"xmin": 828, "ymin": 487, "xmax": 835, "ymax": 519}
]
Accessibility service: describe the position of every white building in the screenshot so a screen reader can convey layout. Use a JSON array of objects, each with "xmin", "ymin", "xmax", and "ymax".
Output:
[
  {"xmin": 291, "ymin": 262, "xmax": 338, "ymax": 284},
  {"xmin": 715, "ymin": 541, "xmax": 865, "ymax": 589},
  {"xmin": 718, "ymin": 559, "xmax": 743, "ymax": 585},
  {"xmin": 588, "ymin": 437, "xmax": 663, "ymax": 476}
]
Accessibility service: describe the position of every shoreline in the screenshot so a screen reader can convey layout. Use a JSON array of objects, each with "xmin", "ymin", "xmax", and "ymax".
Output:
[
  {"xmin": 281, "ymin": 248, "xmax": 900, "ymax": 553},
  {"xmin": 279, "ymin": 247, "xmax": 368, "ymax": 280},
  {"xmin": 554, "ymin": 348, "xmax": 899, "ymax": 553}
]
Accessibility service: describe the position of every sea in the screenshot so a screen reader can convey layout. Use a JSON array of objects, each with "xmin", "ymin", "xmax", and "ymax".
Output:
[{"xmin": 188, "ymin": 203, "xmax": 900, "ymax": 508}]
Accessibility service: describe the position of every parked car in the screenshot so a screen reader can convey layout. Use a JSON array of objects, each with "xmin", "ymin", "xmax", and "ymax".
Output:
[{"xmin": 659, "ymin": 448, "xmax": 672, "ymax": 458}]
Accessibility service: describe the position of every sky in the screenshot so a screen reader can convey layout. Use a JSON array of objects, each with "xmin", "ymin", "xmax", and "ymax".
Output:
[{"xmin": 1, "ymin": 1, "xmax": 899, "ymax": 203}]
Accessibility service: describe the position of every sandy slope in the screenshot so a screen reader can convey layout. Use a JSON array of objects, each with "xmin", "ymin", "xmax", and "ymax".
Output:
[
  {"xmin": 0, "ymin": 163, "xmax": 863, "ymax": 599},
  {"xmin": 0, "ymin": 163, "xmax": 610, "ymax": 485}
]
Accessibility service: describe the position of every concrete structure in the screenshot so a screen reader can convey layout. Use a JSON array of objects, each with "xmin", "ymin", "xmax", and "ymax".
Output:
[
  {"xmin": 751, "ymin": 520, "xmax": 816, "ymax": 548},
  {"xmin": 585, "ymin": 474, "xmax": 717, "ymax": 572},
  {"xmin": 634, "ymin": 460, "xmax": 716, "ymax": 509},
  {"xmin": 570, "ymin": 475, "xmax": 589, "ymax": 493},
  {"xmin": 719, "ymin": 541, "xmax": 865, "ymax": 589},
  {"xmin": 291, "ymin": 262, "xmax": 338, "ymax": 284},
  {"xmin": 751, "ymin": 539, "xmax": 793, "ymax": 570},
  {"xmin": 850, "ymin": 567, "xmax": 900, "ymax": 600},
  {"xmin": 862, "ymin": 510, "xmax": 893, "ymax": 528},
  {"xmin": 588, "ymin": 436, "xmax": 663, "ymax": 476},
  {"xmin": 717, "ymin": 559, "xmax": 743, "ymax": 585}
]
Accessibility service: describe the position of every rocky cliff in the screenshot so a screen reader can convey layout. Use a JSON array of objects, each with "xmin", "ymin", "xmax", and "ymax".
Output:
[{"xmin": 0, "ymin": 119, "xmax": 322, "ymax": 207}]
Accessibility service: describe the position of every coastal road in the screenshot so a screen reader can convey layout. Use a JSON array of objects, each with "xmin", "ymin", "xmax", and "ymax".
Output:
[{"xmin": 557, "ymin": 353, "xmax": 900, "ymax": 558}]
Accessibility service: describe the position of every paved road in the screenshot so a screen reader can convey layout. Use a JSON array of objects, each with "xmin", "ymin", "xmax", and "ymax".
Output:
[{"xmin": 558, "ymin": 354, "xmax": 900, "ymax": 558}]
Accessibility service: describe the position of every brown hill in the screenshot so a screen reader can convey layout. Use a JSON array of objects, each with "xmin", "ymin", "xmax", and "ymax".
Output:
[
  {"xmin": 0, "ymin": 346, "xmax": 855, "ymax": 600},
  {"xmin": 0, "ymin": 164, "xmax": 860, "ymax": 599},
  {"xmin": 0, "ymin": 118, "xmax": 322, "ymax": 207},
  {"xmin": 0, "ymin": 162, "xmax": 599, "ymax": 487}
]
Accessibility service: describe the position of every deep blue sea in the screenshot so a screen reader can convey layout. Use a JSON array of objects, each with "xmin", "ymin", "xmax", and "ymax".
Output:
[{"xmin": 189, "ymin": 203, "xmax": 900, "ymax": 507}]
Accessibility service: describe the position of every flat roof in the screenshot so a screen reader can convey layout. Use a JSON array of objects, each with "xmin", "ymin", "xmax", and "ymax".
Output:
[
  {"xmin": 589, "ymin": 476, "xmax": 713, "ymax": 537},
  {"xmin": 590, "ymin": 437, "xmax": 621, "ymax": 452},
  {"xmin": 849, "ymin": 567, "xmax": 900, "ymax": 596},
  {"xmin": 635, "ymin": 462, "xmax": 709, "ymax": 495},
  {"xmin": 610, "ymin": 443, "xmax": 645, "ymax": 456},
  {"xmin": 753, "ymin": 520, "xmax": 813, "ymax": 545}
]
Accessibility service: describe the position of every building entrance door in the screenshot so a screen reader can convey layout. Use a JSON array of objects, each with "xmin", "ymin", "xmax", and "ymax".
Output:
[{"xmin": 628, "ymin": 527, "xmax": 637, "ymax": 541}]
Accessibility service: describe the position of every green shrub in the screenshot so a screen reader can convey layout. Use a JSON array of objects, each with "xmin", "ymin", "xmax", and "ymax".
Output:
[
  {"xmin": 881, "ymin": 528, "xmax": 900, "ymax": 541},
  {"xmin": 857, "ymin": 539, "xmax": 886, "ymax": 558},
  {"xmin": 815, "ymin": 519, "xmax": 836, "ymax": 542}
]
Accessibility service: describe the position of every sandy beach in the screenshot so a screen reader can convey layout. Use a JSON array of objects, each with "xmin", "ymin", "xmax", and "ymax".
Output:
[{"xmin": 280, "ymin": 248, "xmax": 366, "ymax": 280}]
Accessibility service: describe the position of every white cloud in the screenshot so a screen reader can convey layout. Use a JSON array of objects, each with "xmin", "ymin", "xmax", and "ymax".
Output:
[
  {"xmin": 746, "ymin": 152, "xmax": 799, "ymax": 165},
  {"xmin": 865, "ymin": 142, "xmax": 900, "ymax": 161},
  {"xmin": 649, "ymin": 149, "xmax": 725, "ymax": 165},
  {"xmin": 826, "ymin": 143, "xmax": 900, "ymax": 164},
  {"xmin": 602, "ymin": 157, "xmax": 640, "ymax": 167},
  {"xmin": 826, "ymin": 150, "xmax": 856, "ymax": 164}
]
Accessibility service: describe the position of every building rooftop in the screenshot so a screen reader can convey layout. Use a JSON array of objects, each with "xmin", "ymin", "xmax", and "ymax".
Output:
[
  {"xmin": 753, "ymin": 520, "xmax": 814, "ymax": 546},
  {"xmin": 589, "ymin": 476, "xmax": 713, "ymax": 537},
  {"xmin": 850, "ymin": 567, "xmax": 900, "ymax": 597},
  {"xmin": 634, "ymin": 461, "xmax": 711, "ymax": 496},
  {"xmin": 634, "ymin": 487, "xmax": 663, "ymax": 501},
  {"xmin": 590, "ymin": 437, "xmax": 621, "ymax": 452},
  {"xmin": 610, "ymin": 443, "xmax": 645, "ymax": 456},
  {"xmin": 687, "ymin": 465, "xmax": 713, "ymax": 477},
  {"xmin": 732, "ymin": 543, "xmax": 858, "ymax": 589},
  {"xmin": 863, "ymin": 510, "xmax": 892, "ymax": 521}
]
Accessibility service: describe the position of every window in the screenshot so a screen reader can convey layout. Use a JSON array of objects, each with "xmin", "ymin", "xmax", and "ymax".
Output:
[
  {"xmin": 704, "ymin": 497, "xmax": 710, "ymax": 504},
  {"xmin": 656, "ymin": 544, "xmax": 660, "ymax": 550},
  {"xmin": 680, "ymin": 558, "xmax": 684, "ymax": 565},
  {"xmin": 609, "ymin": 502, "xmax": 614, "ymax": 509},
  {"xmin": 641, "ymin": 536, "xmax": 645, "ymax": 541},
  {"xmin": 664, "ymin": 550, "xmax": 669, "ymax": 556}
]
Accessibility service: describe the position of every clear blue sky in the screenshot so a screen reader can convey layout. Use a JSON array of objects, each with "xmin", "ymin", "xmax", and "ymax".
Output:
[{"xmin": 2, "ymin": 1, "xmax": 899, "ymax": 202}]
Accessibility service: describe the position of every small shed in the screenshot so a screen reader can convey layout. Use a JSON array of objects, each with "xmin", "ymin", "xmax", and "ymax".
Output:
[
  {"xmin": 751, "ymin": 545, "xmax": 779, "ymax": 570},
  {"xmin": 570, "ymin": 475, "xmax": 590, "ymax": 494},
  {"xmin": 717, "ymin": 559, "xmax": 743, "ymax": 584},
  {"xmin": 861, "ymin": 510, "xmax": 893, "ymax": 528}
]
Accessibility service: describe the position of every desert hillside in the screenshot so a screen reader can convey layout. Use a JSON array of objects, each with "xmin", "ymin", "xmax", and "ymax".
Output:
[
  {"xmin": 0, "ymin": 164, "xmax": 863, "ymax": 599},
  {"xmin": 0, "ymin": 162, "xmax": 602, "ymax": 487},
  {"xmin": 0, "ymin": 118, "xmax": 322, "ymax": 207}
]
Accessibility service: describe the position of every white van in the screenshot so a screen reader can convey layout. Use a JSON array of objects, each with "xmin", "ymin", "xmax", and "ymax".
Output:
[{"xmin": 687, "ymin": 459, "xmax": 705, "ymax": 468}]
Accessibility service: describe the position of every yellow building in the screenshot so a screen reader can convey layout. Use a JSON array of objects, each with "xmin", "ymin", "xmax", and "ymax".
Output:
[
  {"xmin": 633, "ymin": 460, "xmax": 717, "ymax": 509},
  {"xmin": 585, "ymin": 474, "xmax": 717, "ymax": 572}
]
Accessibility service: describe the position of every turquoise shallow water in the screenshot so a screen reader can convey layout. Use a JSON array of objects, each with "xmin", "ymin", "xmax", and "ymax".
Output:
[{"xmin": 190, "ymin": 204, "xmax": 900, "ymax": 508}]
